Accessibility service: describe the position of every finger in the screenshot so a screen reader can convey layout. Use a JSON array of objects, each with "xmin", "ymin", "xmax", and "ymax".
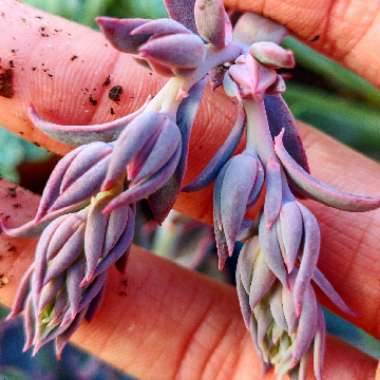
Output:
[
  {"xmin": 0, "ymin": 185, "xmax": 377, "ymax": 379},
  {"xmin": 1, "ymin": 0, "xmax": 380, "ymax": 338},
  {"xmin": 225, "ymin": 0, "xmax": 380, "ymax": 87}
]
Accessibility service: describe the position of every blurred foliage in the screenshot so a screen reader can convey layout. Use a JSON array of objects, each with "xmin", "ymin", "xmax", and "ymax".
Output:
[{"xmin": 0, "ymin": 0, "xmax": 378, "ymax": 376}]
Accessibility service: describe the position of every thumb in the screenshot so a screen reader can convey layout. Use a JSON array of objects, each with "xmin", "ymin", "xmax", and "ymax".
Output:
[{"xmin": 225, "ymin": 0, "xmax": 380, "ymax": 87}]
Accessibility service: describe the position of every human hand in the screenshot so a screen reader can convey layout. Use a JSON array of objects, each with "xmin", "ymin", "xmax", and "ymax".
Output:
[{"xmin": 0, "ymin": 0, "xmax": 379, "ymax": 379}]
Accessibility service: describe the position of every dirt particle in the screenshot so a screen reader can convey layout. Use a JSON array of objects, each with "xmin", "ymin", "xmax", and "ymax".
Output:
[
  {"xmin": 7, "ymin": 245, "xmax": 16, "ymax": 253},
  {"xmin": 108, "ymin": 85, "xmax": 123, "ymax": 102},
  {"xmin": 7, "ymin": 187, "xmax": 17, "ymax": 198},
  {"xmin": 0, "ymin": 273, "xmax": 9, "ymax": 287},
  {"xmin": 70, "ymin": 55, "xmax": 78, "ymax": 61},
  {"xmin": 11, "ymin": 49, "xmax": 16, "ymax": 54},
  {"xmin": 47, "ymin": 73, "xmax": 53, "ymax": 78},
  {"xmin": 310, "ymin": 35, "xmax": 320, "ymax": 42},
  {"xmin": 110, "ymin": 107, "xmax": 115, "ymax": 115},
  {"xmin": 31, "ymin": 66, "xmax": 37, "ymax": 71},
  {"xmin": 89, "ymin": 96, "xmax": 97, "ymax": 106},
  {"xmin": 12, "ymin": 203, "xmax": 21, "ymax": 209},
  {"xmin": 0, "ymin": 68, "xmax": 14, "ymax": 98},
  {"xmin": 103, "ymin": 75, "xmax": 111, "ymax": 87},
  {"xmin": 9, "ymin": 60, "xmax": 14, "ymax": 68}
]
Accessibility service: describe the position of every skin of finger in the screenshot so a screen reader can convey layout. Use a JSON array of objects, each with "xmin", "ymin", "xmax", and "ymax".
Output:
[
  {"xmin": 0, "ymin": 179, "xmax": 376, "ymax": 380},
  {"xmin": 224, "ymin": 0, "xmax": 380, "ymax": 88},
  {"xmin": 1, "ymin": 0, "xmax": 380, "ymax": 339}
]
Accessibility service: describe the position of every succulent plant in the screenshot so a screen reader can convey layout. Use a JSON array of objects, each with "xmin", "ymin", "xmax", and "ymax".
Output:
[{"xmin": 2, "ymin": 1, "xmax": 380, "ymax": 378}]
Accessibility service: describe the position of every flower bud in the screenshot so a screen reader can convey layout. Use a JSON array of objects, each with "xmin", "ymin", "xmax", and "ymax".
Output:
[
  {"xmin": 194, "ymin": 0, "xmax": 232, "ymax": 48},
  {"xmin": 250, "ymin": 41, "xmax": 295, "ymax": 69},
  {"xmin": 228, "ymin": 54, "xmax": 277, "ymax": 100}
]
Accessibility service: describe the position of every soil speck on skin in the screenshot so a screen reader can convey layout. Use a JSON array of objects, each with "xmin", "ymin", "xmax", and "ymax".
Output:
[
  {"xmin": 310, "ymin": 35, "xmax": 320, "ymax": 42},
  {"xmin": 7, "ymin": 187, "xmax": 16, "ymax": 198},
  {"xmin": 31, "ymin": 67, "xmax": 37, "ymax": 71},
  {"xmin": 12, "ymin": 203, "xmax": 21, "ymax": 209},
  {"xmin": 70, "ymin": 55, "xmax": 78, "ymax": 61},
  {"xmin": 108, "ymin": 85, "xmax": 123, "ymax": 102},
  {"xmin": 0, "ymin": 68, "xmax": 14, "ymax": 98},
  {"xmin": 9, "ymin": 60, "xmax": 14, "ymax": 68},
  {"xmin": 7, "ymin": 245, "xmax": 16, "ymax": 253},
  {"xmin": 0, "ymin": 273, "xmax": 9, "ymax": 287},
  {"xmin": 89, "ymin": 96, "xmax": 97, "ymax": 106},
  {"xmin": 103, "ymin": 75, "xmax": 111, "ymax": 87},
  {"xmin": 110, "ymin": 107, "xmax": 115, "ymax": 115}
]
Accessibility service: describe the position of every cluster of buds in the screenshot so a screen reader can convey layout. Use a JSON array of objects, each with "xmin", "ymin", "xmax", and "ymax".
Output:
[{"xmin": 2, "ymin": 1, "xmax": 380, "ymax": 377}]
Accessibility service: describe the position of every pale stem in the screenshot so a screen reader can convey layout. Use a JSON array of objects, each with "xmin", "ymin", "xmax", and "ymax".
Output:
[{"xmin": 244, "ymin": 99, "xmax": 276, "ymax": 163}]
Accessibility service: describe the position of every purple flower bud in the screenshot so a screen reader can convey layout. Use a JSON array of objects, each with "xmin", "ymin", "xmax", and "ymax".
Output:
[
  {"xmin": 250, "ymin": 42, "xmax": 295, "ymax": 69},
  {"xmin": 139, "ymin": 33, "xmax": 206, "ymax": 75},
  {"xmin": 313, "ymin": 309, "xmax": 326, "ymax": 380},
  {"xmin": 213, "ymin": 150, "xmax": 263, "ymax": 267},
  {"xmin": 228, "ymin": 54, "xmax": 277, "ymax": 100},
  {"xmin": 194, "ymin": 0, "xmax": 232, "ymax": 48}
]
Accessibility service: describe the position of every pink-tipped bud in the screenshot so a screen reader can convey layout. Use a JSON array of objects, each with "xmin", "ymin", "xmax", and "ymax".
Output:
[{"xmin": 250, "ymin": 42, "xmax": 295, "ymax": 69}]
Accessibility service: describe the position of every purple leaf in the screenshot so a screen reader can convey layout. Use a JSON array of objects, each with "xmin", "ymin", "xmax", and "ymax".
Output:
[
  {"xmin": 131, "ymin": 18, "xmax": 192, "ymax": 36},
  {"xmin": 139, "ymin": 33, "xmax": 206, "ymax": 71},
  {"xmin": 293, "ymin": 204, "xmax": 320, "ymax": 316},
  {"xmin": 148, "ymin": 79, "xmax": 206, "ymax": 223},
  {"xmin": 237, "ymin": 237, "xmax": 258, "ymax": 292},
  {"xmin": 104, "ymin": 204, "xmax": 130, "ymax": 253},
  {"xmin": 291, "ymin": 285, "xmax": 318, "ymax": 366},
  {"xmin": 131, "ymin": 118, "xmax": 181, "ymax": 183},
  {"xmin": 247, "ymin": 158, "xmax": 265, "ymax": 206},
  {"xmin": 22, "ymin": 295, "xmax": 34, "ymax": 352},
  {"xmin": 263, "ymin": 157, "xmax": 282, "ymax": 228},
  {"xmin": 66, "ymin": 260, "xmax": 85, "ymax": 318},
  {"xmin": 275, "ymin": 130, "xmax": 380, "ymax": 211},
  {"xmin": 313, "ymin": 268, "xmax": 355, "ymax": 316},
  {"xmin": 96, "ymin": 17, "xmax": 150, "ymax": 54},
  {"xmin": 259, "ymin": 216, "xmax": 287, "ymax": 287},
  {"xmin": 235, "ymin": 270, "xmax": 251, "ymax": 328},
  {"xmin": 213, "ymin": 162, "xmax": 229, "ymax": 270},
  {"xmin": 7, "ymin": 265, "xmax": 33, "ymax": 320},
  {"xmin": 269, "ymin": 286, "xmax": 287, "ymax": 330},
  {"xmin": 182, "ymin": 107, "xmax": 245, "ymax": 192},
  {"xmin": 104, "ymin": 147, "xmax": 181, "ymax": 214},
  {"xmin": 60, "ymin": 142, "xmax": 112, "ymax": 192},
  {"xmin": 102, "ymin": 111, "xmax": 164, "ymax": 190},
  {"xmin": 28, "ymin": 102, "xmax": 149, "ymax": 146},
  {"xmin": 91, "ymin": 206, "xmax": 135, "ymax": 280},
  {"xmin": 194, "ymin": 0, "xmax": 232, "ymax": 48},
  {"xmin": 221, "ymin": 151, "xmax": 259, "ymax": 256},
  {"xmin": 84, "ymin": 197, "xmax": 110, "ymax": 281},
  {"xmin": 313, "ymin": 308, "xmax": 326, "ymax": 380},
  {"xmin": 282, "ymin": 274, "xmax": 297, "ymax": 333},
  {"xmin": 44, "ymin": 224, "xmax": 85, "ymax": 283},
  {"xmin": 249, "ymin": 250, "xmax": 276, "ymax": 309},
  {"xmin": 163, "ymin": 0, "xmax": 197, "ymax": 33},
  {"xmin": 37, "ymin": 276, "xmax": 64, "ymax": 315},
  {"xmin": 51, "ymin": 156, "xmax": 110, "ymax": 211},
  {"xmin": 265, "ymin": 95, "xmax": 309, "ymax": 172},
  {"xmin": 278, "ymin": 197, "xmax": 303, "ymax": 273}
]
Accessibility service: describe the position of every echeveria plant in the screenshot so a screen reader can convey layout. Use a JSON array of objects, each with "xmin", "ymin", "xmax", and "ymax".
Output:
[{"xmin": 2, "ymin": 0, "xmax": 380, "ymax": 378}]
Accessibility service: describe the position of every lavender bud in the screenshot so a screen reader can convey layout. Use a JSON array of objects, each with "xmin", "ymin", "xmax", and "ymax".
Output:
[{"xmin": 194, "ymin": 0, "xmax": 232, "ymax": 48}]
